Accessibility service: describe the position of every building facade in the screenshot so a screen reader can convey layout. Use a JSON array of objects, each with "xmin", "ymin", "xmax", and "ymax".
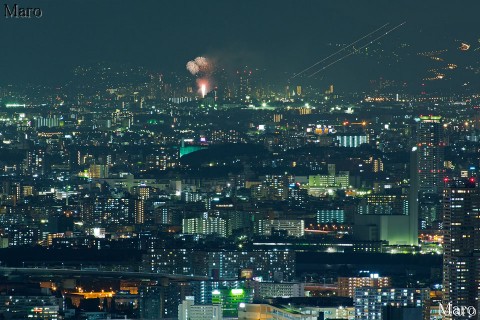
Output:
[{"xmin": 442, "ymin": 177, "xmax": 480, "ymax": 320}]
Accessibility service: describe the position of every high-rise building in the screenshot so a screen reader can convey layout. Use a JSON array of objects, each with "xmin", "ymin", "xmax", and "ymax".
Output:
[
  {"xmin": 442, "ymin": 177, "xmax": 480, "ymax": 320},
  {"xmin": 354, "ymin": 287, "xmax": 430, "ymax": 320},
  {"xmin": 415, "ymin": 115, "xmax": 445, "ymax": 194},
  {"xmin": 134, "ymin": 198, "xmax": 145, "ymax": 224}
]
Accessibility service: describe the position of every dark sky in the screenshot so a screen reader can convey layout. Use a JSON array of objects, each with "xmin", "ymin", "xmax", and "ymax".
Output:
[{"xmin": 1, "ymin": 0, "xmax": 479, "ymax": 88}]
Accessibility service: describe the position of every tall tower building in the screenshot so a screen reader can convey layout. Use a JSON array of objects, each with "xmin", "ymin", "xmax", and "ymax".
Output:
[
  {"xmin": 135, "ymin": 199, "xmax": 145, "ymax": 224},
  {"xmin": 442, "ymin": 177, "xmax": 480, "ymax": 320},
  {"xmin": 416, "ymin": 115, "xmax": 445, "ymax": 194}
]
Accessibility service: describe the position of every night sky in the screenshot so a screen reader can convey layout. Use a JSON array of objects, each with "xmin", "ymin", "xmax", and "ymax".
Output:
[{"xmin": 2, "ymin": 0, "xmax": 479, "ymax": 89}]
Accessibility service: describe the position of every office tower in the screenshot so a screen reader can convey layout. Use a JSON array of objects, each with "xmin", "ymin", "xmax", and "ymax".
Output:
[
  {"xmin": 416, "ymin": 115, "xmax": 445, "ymax": 194},
  {"xmin": 442, "ymin": 177, "xmax": 480, "ymax": 320}
]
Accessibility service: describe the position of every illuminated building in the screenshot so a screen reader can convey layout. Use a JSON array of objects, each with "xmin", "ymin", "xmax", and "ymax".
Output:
[
  {"xmin": 8, "ymin": 227, "xmax": 39, "ymax": 247},
  {"xmin": 182, "ymin": 217, "xmax": 227, "ymax": 237},
  {"xmin": 353, "ymin": 213, "xmax": 417, "ymax": 246},
  {"xmin": 308, "ymin": 166, "xmax": 350, "ymax": 196},
  {"xmin": 354, "ymin": 190, "xmax": 417, "ymax": 246},
  {"xmin": 255, "ymin": 219, "xmax": 305, "ymax": 237},
  {"xmin": 253, "ymin": 281, "xmax": 305, "ymax": 299},
  {"xmin": 209, "ymin": 130, "xmax": 242, "ymax": 144},
  {"xmin": 296, "ymin": 85, "xmax": 302, "ymax": 96},
  {"xmin": 0, "ymin": 295, "xmax": 60, "ymax": 320},
  {"xmin": 273, "ymin": 114, "xmax": 282, "ymax": 122},
  {"xmin": 135, "ymin": 185, "xmax": 150, "ymax": 200},
  {"xmin": 326, "ymin": 84, "xmax": 334, "ymax": 94},
  {"xmin": 354, "ymin": 288, "xmax": 430, "ymax": 320},
  {"xmin": 88, "ymin": 164, "xmax": 109, "ymax": 179},
  {"xmin": 335, "ymin": 135, "xmax": 368, "ymax": 147},
  {"xmin": 337, "ymin": 274, "xmax": 391, "ymax": 298},
  {"xmin": 134, "ymin": 199, "xmax": 145, "ymax": 224},
  {"xmin": 212, "ymin": 287, "xmax": 252, "ymax": 317},
  {"xmin": 22, "ymin": 185, "xmax": 34, "ymax": 197},
  {"xmin": 238, "ymin": 303, "xmax": 328, "ymax": 320},
  {"xmin": 442, "ymin": 177, "xmax": 480, "ymax": 320},
  {"xmin": 288, "ymin": 184, "xmax": 308, "ymax": 209},
  {"xmin": 145, "ymin": 250, "xmax": 295, "ymax": 281},
  {"xmin": 362, "ymin": 194, "xmax": 409, "ymax": 216},
  {"xmin": 190, "ymin": 280, "xmax": 248, "ymax": 306},
  {"xmin": 178, "ymin": 296, "xmax": 222, "ymax": 320},
  {"xmin": 253, "ymin": 174, "xmax": 292, "ymax": 201},
  {"xmin": 111, "ymin": 110, "xmax": 133, "ymax": 128},
  {"xmin": 35, "ymin": 116, "xmax": 60, "ymax": 128},
  {"xmin": 412, "ymin": 117, "xmax": 445, "ymax": 228},
  {"xmin": 236, "ymin": 68, "xmax": 253, "ymax": 100},
  {"xmin": 179, "ymin": 138, "xmax": 207, "ymax": 157},
  {"xmin": 81, "ymin": 197, "xmax": 133, "ymax": 226},
  {"xmin": 415, "ymin": 115, "xmax": 445, "ymax": 194},
  {"xmin": 26, "ymin": 148, "xmax": 46, "ymax": 176},
  {"xmin": 145, "ymin": 154, "xmax": 167, "ymax": 171},
  {"xmin": 317, "ymin": 209, "xmax": 345, "ymax": 223},
  {"xmin": 299, "ymin": 107, "xmax": 312, "ymax": 115},
  {"xmin": 309, "ymin": 174, "xmax": 335, "ymax": 187},
  {"xmin": 154, "ymin": 204, "xmax": 171, "ymax": 225},
  {"xmin": 365, "ymin": 156, "xmax": 384, "ymax": 172}
]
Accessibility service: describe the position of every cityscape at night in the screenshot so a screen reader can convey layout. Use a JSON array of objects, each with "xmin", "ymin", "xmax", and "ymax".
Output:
[{"xmin": 1, "ymin": 1, "xmax": 480, "ymax": 319}]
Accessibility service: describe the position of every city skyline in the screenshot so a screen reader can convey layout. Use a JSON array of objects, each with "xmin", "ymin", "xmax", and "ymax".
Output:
[
  {"xmin": 2, "ymin": 1, "xmax": 480, "ymax": 320},
  {"xmin": 2, "ymin": 0, "xmax": 480, "ymax": 92}
]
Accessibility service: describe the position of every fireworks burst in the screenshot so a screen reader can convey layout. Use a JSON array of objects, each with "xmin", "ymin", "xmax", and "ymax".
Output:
[
  {"xmin": 186, "ymin": 56, "xmax": 212, "ymax": 75},
  {"xmin": 186, "ymin": 56, "xmax": 215, "ymax": 98},
  {"xmin": 186, "ymin": 61, "xmax": 199, "ymax": 74}
]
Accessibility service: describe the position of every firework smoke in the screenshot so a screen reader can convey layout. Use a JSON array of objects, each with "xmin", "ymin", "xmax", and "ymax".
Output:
[
  {"xmin": 186, "ymin": 56, "xmax": 212, "ymax": 75},
  {"xmin": 186, "ymin": 61, "xmax": 199, "ymax": 75},
  {"xmin": 187, "ymin": 56, "xmax": 216, "ymax": 98}
]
